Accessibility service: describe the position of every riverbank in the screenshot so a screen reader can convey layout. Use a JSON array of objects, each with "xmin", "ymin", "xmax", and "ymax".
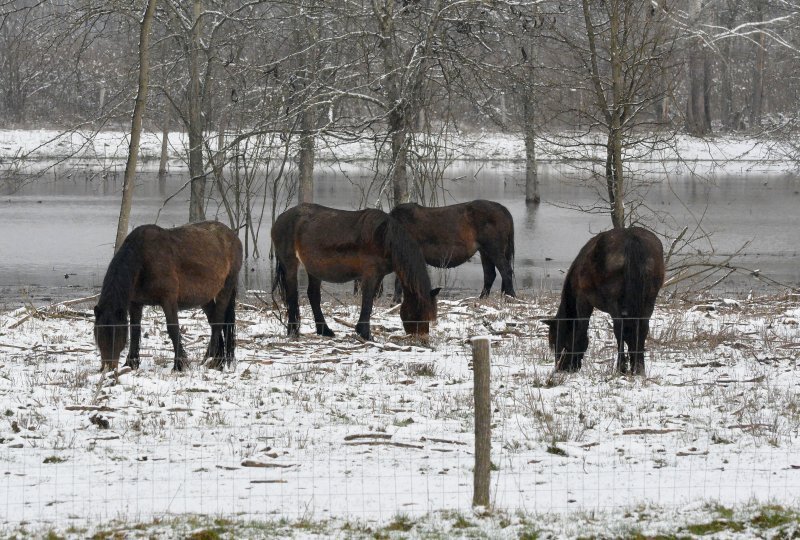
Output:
[{"xmin": 0, "ymin": 128, "xmax": 794, "ymax": 174}]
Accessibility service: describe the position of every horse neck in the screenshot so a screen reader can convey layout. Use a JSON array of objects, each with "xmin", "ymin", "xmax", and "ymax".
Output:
[
  {"xmin": 98, "ymin": 243, "xmax": 140, "ymax": 311},
  {"xmin": 385, "ymin": 220, "xmax": 431, "ymax": 306},
  {"xmin": 556, "ymin": 270, "xmax": 580, "ymax": 321}
]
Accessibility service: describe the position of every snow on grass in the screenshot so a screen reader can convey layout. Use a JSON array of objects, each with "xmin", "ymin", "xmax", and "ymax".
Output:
[{"xmin": 0, "ymin": 292, "xmax": 798, "ymax": 536}]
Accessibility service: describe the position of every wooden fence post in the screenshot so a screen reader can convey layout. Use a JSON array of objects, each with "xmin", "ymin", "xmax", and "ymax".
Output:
[{"xmin": 471, "ymin": 336, "xmax": 491, "ymax": 508}]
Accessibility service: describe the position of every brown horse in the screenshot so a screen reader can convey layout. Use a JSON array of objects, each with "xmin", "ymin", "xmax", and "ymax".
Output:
[
  {"xmin": 543, "ymin": 227, "xmax": 664, "ymax": 375},
  {"xmin": 272, "ymin": 203, "xmax": 439, "ymax": 341},
  {"xmin": 94, "ymin": 221, "xmax": 243, "ymax": 372},
  {"xmin": 389, "ymin": 200, "xmax": 515, "ymax": 300}
]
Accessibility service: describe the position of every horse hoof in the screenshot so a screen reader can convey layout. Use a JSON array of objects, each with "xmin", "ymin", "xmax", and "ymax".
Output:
[
  {"xmin": 317, "ymin": 326, "xmax": 335, "ymax": 337},
  {"xmin": 124, "ymin": 358, "xmax": 140, "ymax": 370},
  {"xmin": 173, "ymin": 359, "xmax": 187, "ymax": 372}
]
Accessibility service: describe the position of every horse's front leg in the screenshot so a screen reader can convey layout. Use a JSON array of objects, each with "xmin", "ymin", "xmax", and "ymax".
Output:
[
  {"xmin": 162, "ymin": 302, "xmax": 187, "ymax": 372},
  {"xmin": 355, "ymin": 278, "xmax": 379, "ymax": 341},
  {"xmin": 125, "ymin": 303, "xmax": 143, "ymax": 369},
  {"xmin": 307, "ymin": 275, "xmax": 334, "ymax": 337}
]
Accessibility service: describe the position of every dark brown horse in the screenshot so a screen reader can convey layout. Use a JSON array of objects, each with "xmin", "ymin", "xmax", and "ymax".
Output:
[
  {"xmin": 94, "ymin": 221, "xmax": 243, "ymax": 372},
  {"xmin": 389, "ymin": 200, "xmax": 515, "ymax": 300},
  {"xmin": 272, "ymin": 203, "xmax": 439, "ymax": 341},
  {"xmin": 543, "ymin": 227, "xmax": 664, "ymax": 375}
]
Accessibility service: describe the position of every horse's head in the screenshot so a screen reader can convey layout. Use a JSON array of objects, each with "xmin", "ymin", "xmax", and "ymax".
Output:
[
  {"xmin": 400, "ymin": 287, "xmax": 441, "ymax": 335},
  {"xmin": 542, "ymin": 317, "xmax": 587, "ymax": 372},
  {"xmin": 93, "ymin": 304, "xmax": 128, "ymax": 371}
]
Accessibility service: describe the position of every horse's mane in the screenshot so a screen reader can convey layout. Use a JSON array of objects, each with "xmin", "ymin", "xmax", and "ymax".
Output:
[
  {"xmin": 98, "ymin": 232, "xmax": 143, "ymax": 311},
  {"xmin": 378, "ymin": 215, "xmax": 432, "ymax": 303}
]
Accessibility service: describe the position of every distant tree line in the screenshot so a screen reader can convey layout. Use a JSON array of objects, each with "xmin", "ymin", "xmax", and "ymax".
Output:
[{"xmin": 1, "ymin": 0, "xmax": 798, "ymax": 231}]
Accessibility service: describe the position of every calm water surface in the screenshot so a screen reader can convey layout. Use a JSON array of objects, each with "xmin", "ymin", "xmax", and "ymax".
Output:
[{"xmin": 1, "ymin": 162, "xmax": 798, "ymax": 308}]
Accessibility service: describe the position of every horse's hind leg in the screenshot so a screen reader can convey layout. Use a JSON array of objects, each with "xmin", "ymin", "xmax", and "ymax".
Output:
[
  {"xmin": 478, "ymin": 251, "xmax": 497, "ymax": 298},
  {"xmin": 613, "ymin": 318, "xmax": 628, "ymax": 374},
  {"xmin": 307, "ymin": 275, "xmax": 334, "ymax": 337},
  {"xmin": 202, "ymin": 301, "xmax": 226, "ymax": 368},
  {"xmin": 627, "ymin": 317, "xmax": 650, "ymax": 376},
  {"xmin": 496, "ymin": 256, "xmax": 516, "ymax": 297},
  {"xmin": 162, "ymin": 302, "xmax": 187, "ymax": 371},
  {"xmin": 125, "ymin": 303, "xmax": 143, "ymax": 369},
  {"xmin": 392, "ymin": 275, "xmax": 403, "ymax": 304},
  {"xmin": 222, "ymin": 287, "xmax": 237, "ymax": 364},
  {"xmin": 355, "ymin": 277, "xmax": 379, "ymax": 340}
]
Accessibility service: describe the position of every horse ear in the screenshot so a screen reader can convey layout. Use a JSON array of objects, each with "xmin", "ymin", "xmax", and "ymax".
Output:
[{"xmin": 430, "ymin": 287, "xmax": 442, "ymax": 298}]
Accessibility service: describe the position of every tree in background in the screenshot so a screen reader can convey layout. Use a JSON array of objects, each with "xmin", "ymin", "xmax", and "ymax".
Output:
[
  {"xmin": 115, "ymin": 0, "xmax": 159, "ymax": 251},
  {"xmin": 544, "ymin": 0, "xmax": 678, "ymax": 228}
]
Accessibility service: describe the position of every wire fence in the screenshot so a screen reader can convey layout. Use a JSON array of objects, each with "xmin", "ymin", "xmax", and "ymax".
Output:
[{"xmin": 1, "ymin": 292, "xmax": 799, "ymax": 529}]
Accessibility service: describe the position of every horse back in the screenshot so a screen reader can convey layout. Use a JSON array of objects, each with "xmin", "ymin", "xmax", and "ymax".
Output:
[
  {"xmin": 391, "ymin": 200, "xmax": 512, "ymax": 267},
  {"xmin": 273, "ymin": 204, "xmax": 394, "ymax": 282},
  {"xmin": 132, "ymin": 221, "xmax": 242, "ymax": 307},
  {"xmin": 570, "ymin": 227, "xmax": 664, "ymax": 317}
]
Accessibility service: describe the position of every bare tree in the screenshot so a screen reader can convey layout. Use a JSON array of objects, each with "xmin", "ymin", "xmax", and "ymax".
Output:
[
  {"xmin": 115, "ymin": 0, "xmax": 159, "ymax": 251},
  {"xmin": 545, "ymin": 0, "xmax": 678, "ymax": 228}
]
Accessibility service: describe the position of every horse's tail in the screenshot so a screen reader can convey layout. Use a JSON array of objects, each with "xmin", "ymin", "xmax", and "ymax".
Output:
[
  {"xmin": 223, "ymin": 285, "xmax": 237, "ymax": 355},
  {"xmin": 622, "ymin": 232, "xmax": 647, "ymax": 318},
  {"xmin": 272, "ymin": 258, "xmax": 288, "ymax": 301},
  {"xmin": 384, "ymin": 217, "xmax": 432, "ymax": 302},
  {"xmin": 505, "ymin": 213, "xmax": 515, "ymax": 270}
]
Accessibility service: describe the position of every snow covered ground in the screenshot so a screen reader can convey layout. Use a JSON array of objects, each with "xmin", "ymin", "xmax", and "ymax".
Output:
[
  {"xmin": 0, "ymin": 127, "xmax": 794, "ymax": 175},
  {"xmin": 1, "ymin": 291, "xmax": 798, "ymax": 537}
]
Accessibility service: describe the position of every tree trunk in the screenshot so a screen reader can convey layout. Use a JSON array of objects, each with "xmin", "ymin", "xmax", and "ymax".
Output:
[
  {"xmin": 188, "ymin": 0, "xmax": 206, "ymax": 223},
  {"xmin": 685, "ymin": 0, "xmax": 709, "ymax": 136},
  {"xmin": 114, "ymin": 0, "xmax": 158, "ymax": 252},
  {"xmin": 158, "ymin": 121, "xmax": 169, "ymax": 197},
  {"xmin": 749, "ymin": 2, "xmax": 767, "ymax": 129},
  {"xmin": 703, "ymin": 48, "xmax": 713, "ymax": 131},
  {"xmin": 390, "ymin": 105, "xmax": 409, "ymax": 205},
  {"xmin": 523, "ymin": 94, "xmax": 539, "ymax": 204},
  {"xmin": 609, "ymin": 2, "xmax": 625, "ymax": 228},
  {"xmin": 297, "ymin": 105, "xmax": 315, "ymax": 204},
  {"xmin": 718, "ymin": 4, "xmax": 737, "ymax": 130}
]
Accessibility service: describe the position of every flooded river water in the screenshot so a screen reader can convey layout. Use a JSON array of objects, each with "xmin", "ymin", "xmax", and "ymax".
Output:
[{"xmin": 1, "ymin": 162, "xmax": 798, "ymax": 308}]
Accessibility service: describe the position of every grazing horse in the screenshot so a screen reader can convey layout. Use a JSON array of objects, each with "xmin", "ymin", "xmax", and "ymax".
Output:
[
  {"xmin": 94, "ymin": 221, "xmax": 243, "ymax": 372},
  {"xmin": 389, "ymin": 200, "xmax": 515, "ymax": 300},
  {"xmin": 272, "ymin": 203, "xmax": 439, "ymax": 341},
  {"xmin": 543, "ymin": 227, "xmax": 664, "ymax": 375}
]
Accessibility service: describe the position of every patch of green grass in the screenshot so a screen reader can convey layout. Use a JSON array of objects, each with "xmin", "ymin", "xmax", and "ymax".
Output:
[
  {"xmin": 545, "ymin": 444, "xmax": 567, "ymax": 457},
  {"xmin": 89, "ymin": 531, "xmax": 125, "ymax": 540},
  {"xmin": 42, "ymin": 456, "xmax": 67, "ymax": 464},
  {"xmin": 383, "ymin": 514, "xmax": 415, "ymax": 533},
  {"xmin": 750, "ymin": 504, "xmax": 797, "ymax": 529},
  {"xmin": 185, "ymin": 530, "xmax": 222, "ymax": 540},
  {"xmin": 684, "ymin": 519, "xmax": 745, "ymax": 535},
  {"xmin": 393, "ymin": 417, "xmax": 414, "ymax": 427},
  {"xmin": 451, "ymin": 513, "xmax": 475, "ymax": 529}
]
